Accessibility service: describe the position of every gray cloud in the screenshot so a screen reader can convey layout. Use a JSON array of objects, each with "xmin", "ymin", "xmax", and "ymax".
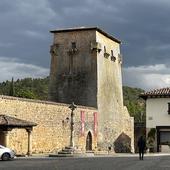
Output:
[
  {"xmin": 0, "ymin": 57, "xmax": 49, "ymax": 82},
  {"xmin": 123, "ymin": 64, "xmax": 170, "ymax": 90}
]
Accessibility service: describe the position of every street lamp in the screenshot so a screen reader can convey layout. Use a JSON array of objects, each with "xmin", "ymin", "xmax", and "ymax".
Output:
[{"xmin": 69, "ymin": 102, "xmax": 77, "ymax": 148}]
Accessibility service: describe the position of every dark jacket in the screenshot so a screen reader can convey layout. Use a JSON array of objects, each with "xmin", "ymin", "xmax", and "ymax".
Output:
[{"xmin": 138, "ymin": 137, "xmax": 146, "ymax": 150}]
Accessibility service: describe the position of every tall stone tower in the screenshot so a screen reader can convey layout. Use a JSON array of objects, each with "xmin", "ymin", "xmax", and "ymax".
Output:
[{"xmin": 48, "ymin": 27, "xmax": 132, "ymax": 150}]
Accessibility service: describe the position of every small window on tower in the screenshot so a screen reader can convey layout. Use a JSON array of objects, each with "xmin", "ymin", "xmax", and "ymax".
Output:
[
  {"xmin": 111, "ymin": 50, "xmax": 116, "ymax": 62},
  {"xmin": 111, "ymin": 50, "xmax": 113, "ymax": 56},
  {"xmin": 68, "ymin": 42, "xmax": 78, "ymax": 55},
  {"xmin": 104, "ymin": 46, "xmax": 110, "ymax": 58},
  {"xmin": 72, "ymin": 42, "xmax": 76, "ymax": 50},
  {"xmin": 168, "ymin": 103, "xmax": 170, "ymax": 114},
  {"xmin": 104, "ymin": 46, "xmax": 106, "ymax": 53}
]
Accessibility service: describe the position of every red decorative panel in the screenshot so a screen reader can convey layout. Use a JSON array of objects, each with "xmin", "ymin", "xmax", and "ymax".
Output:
[
  {"xmin": 80, "ymin": 111, "xmax": 85, "ymax": 136},
  {"xmin": 93, "ymin": 112, "xmax": 98, "ymax": 136}
]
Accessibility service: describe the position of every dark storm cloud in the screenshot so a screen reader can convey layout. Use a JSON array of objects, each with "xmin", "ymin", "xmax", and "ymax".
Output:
[
  {"xmin": 0, "ymin": 0, "xmax": 170, "ymax": 88},
  {"xmin": 0, "ymin": 0, "xmax": 55, "ymax": 67},
  {"xmin": 1, "ymin": 0, "xmax": 170, "ymax": 67},
  {"xmin": 49, "ymin": 0, "xmax": 170, "ymax": 67}
]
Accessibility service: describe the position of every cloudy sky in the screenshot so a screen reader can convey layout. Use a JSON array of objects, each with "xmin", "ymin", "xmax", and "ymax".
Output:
[{"xmin": 0, "ymin": 0, "xmax": 170, "ymax": 90}]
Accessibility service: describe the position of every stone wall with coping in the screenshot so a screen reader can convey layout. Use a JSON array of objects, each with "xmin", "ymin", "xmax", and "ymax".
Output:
[
  {"xmin": 0, "ymin": 95, "xmax": 97, "ymax": 155},
  {"xmin": 0, "ymin": 95, "xmax": 134, "ymax": 154}
]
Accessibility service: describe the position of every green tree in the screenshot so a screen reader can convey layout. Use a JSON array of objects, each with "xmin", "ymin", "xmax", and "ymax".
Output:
[
  {"xmin": 9, "ymin": 77, "xmax": 15, "ymax": 96},
  {"xmin": 123, "ymin": 86, "xmax": 145, "ymax": 122},
  {"xmin": 15, "ymin": 89, "xmax": 37, "ymax": 99}
]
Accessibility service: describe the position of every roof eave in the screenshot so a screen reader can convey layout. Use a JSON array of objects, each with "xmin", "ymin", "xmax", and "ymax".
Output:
[
  {"xmin": 139, "ymin": 94, "xmax": 147, "ymax": 100},
  {"xmin": 139, "ymin": 94, "xmax": 170, "ymax": 100},
  {"xmin": 50, "ymin": 27, "xmax": 121, "ymax": 44}
]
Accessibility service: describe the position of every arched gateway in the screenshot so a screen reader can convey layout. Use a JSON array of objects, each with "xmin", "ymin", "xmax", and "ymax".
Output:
[{"xmin": 86, "ymin": 131, "xmax": 92, "ymax": 151}]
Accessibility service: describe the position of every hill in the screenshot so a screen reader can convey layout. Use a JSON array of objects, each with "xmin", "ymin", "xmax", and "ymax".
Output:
[
  {"xmin": 123, "ymin": 86, "xmax": 145, "ymax": 122},
  {"xmin": 0, "ymin": 77, "xmax": 49, "ymax": 100},
  {"xmin": 0, "ymin": 77, "xmax": 145, "ymax": 122}
]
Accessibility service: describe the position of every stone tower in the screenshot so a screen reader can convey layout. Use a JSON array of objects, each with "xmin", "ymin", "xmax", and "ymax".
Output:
[{"xmin": 48, "ymin": 27, "xmax": 133, "ymax": 150}]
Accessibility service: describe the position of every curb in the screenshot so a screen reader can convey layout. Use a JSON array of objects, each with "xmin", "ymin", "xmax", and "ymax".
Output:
[{"xmin": 15, "ymin": 153, "xmax": 170, "ymax": 159}]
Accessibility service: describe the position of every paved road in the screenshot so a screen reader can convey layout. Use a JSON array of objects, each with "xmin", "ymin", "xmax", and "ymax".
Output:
[{"xmin": 1, "ymin": 156, "xmax": 170, "ymax": 170}]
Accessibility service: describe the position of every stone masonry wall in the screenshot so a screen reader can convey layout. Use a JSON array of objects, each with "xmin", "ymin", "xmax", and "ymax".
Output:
[
  {"xmin": 97, "ymin": 106, "xmax": 134, "ymax": 153},
  {"xmin": 48, "ymin": 30, "xmax": 97, "ymax": 107},
  {"xmin": 0, "ymin": 96, "xmax": 97, "ymax": 155},
  {"xmin": 48, "ymin": 28, "xmax": 134, "ymax": 152},
  {"xmin": 96, "ymin": 31, "xmax": 134, "ymax": 151}
]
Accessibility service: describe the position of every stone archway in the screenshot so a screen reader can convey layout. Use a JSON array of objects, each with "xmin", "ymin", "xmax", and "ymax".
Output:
[{"xmin": 86, "ymin": 131, "xmax": 92, "ymax": 151}]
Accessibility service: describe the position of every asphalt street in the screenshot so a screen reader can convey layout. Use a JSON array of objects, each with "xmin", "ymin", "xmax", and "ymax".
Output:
[{"xmin": 1, "ymin": 156, "xmax": 170, "ymax": 170}]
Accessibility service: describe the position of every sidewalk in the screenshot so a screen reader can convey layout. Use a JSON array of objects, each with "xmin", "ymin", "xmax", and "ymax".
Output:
[
  {"xmin": 109, "ymin": 153, "xmax": 170, "ymax": 157},
  {"xmin": 15, "ymin": 152, "xmax": 170, "ymax": 159},
  {"xmin": 15, "ymin": 153, "xmax": 49, "ymax": 159}
]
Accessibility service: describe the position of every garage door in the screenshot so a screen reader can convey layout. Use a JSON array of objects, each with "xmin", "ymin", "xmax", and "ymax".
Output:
[{"xmin": 160, "ymin": 131, "xmax": 170, "ymax": 144}]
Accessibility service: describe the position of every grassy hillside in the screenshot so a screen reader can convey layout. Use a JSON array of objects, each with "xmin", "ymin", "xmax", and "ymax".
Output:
[
  {"xmin": 123, "ymin": 86, "xmax": 145, "ymax": 122},
  {"xmin": 0, "ymin": 77, "xmax": 145, "ymax": 122}
]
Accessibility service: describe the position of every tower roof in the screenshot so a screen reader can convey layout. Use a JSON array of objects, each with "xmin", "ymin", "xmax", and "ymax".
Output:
[{"xmin": 50, "ymin": 27, "xmax": 121, "ymax": 44}]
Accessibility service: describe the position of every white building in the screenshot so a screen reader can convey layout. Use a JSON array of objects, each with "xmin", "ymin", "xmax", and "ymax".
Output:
[{"xmin": 140, "ymin": 87, "xmax": 170, "ymax": 152}]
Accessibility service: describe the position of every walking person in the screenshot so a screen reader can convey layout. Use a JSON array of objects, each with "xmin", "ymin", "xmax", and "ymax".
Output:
[{"xmin": 137, "ymin": 136, "xmax": 146, "ymax": 160}]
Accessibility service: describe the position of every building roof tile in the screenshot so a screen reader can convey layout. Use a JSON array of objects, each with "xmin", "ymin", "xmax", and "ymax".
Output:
[{"xmin": 140, "ymin": 87, "xmax": 170, "ymax": 99}]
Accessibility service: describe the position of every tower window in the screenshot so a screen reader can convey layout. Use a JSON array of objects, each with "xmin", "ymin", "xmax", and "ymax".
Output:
[
  {"xmin": 72, "ymin": 42, "xmax": 76, "ymax": 50},
  {"xmin": 111, "ymin": 50, "xmax": 113, "ymax": 56},
  {"xmin": 111, "ymin": 50, "xmax": 116, "ymax": 62},
  {"xmin": 104, "ymin": 46, "xmax": 106, "ymax": 53},
  {"xmin": 168, "ymin": 103, "xmax": 170, "ymax": 114},
  {"xmin": 68, "ymin": 42, "xmax": 78, "ymax": 55},
  {"xmin": 104, "ymin": 46, "xmax": 110, "ymax": 58}
]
